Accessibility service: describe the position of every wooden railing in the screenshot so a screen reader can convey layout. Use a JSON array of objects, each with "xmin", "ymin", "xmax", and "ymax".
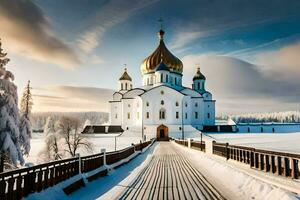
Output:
[
  {"xmin": 213, "ymin": 142, "xmax": 300, "ymax": 179},
  {"xmin": 174, "ymin": 139, "xmax": 206, "ymax": 152},
  {"xmin": 0, "ymin": 140, "xmax": 154, "ymax": 200}
]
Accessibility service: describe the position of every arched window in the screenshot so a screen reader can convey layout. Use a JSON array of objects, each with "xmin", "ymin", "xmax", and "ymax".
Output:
[
  {"xmin": 128, "ymin": 104, "xmax": 130, "ymax": 107},
  {"xmin": 195, "ymin": 103, "xmax": 198, "ymax": 107},
  {"xmin": 160, "ymin": 74, "xmax": 163, "ymax": 82},
  {"xmin": 166, "ymin": 74, "xmax": 169, "ymax": 82},
  {"xmin": 121, "ymin": 83, "xmax": 123, "ymax": 90},
  {"xmin": 195, "ymin": 112, "xmax": 198, "ymax": 119},
  {"xmin": 159, "ymin": 108, "xmax": 166, "ymax": 119},
  {"xmin": 175, "ymin": 102, "xmax": 179, "ymax": 106},
  {"xmin": 115, "ymin": 114, "xmax": 118, "ymax": 119},
  {"xmin": 185, "ymin": 113, "xmax": 188, "ymax": 119},
  {"xmin": 207, "ymin": 113, "xmax": 210, "ymax": 118},
  {"xmin": 146, "ymin": 102, "xmax": 149, "ymax": 107},
  {"xmin": 261, "ymin": 127, "xmax": 263, "ymax": 132},
  {"xmin": 197, "ymin": 82, "xmax": 200, "ymax": 90},
  {"xmin": 272, "ymin": 127, "xmax": 275, "ymax": 133},
  {"xmin": 130, "ymin": 84, "xmax": 132, "ymax": 89},
  {"xmin": 127, "ymin": 113, "xmax": 130, "ymax": 119},
  {"xmin": 176, "ymin": 112, "xmax": 179, "ymax": 119},
  {"xmin": 248, "ymin": 127, "xmax": 250, "ymax": 133},
  {"xmin": 185, "ymin": 102, "xmax": 188, "ymax": 107},
  {"xmin": 125, "ymin": 83, "xmax": 128, "ymax": 90},
  {"xmin": 161, "ymin": 100, "xmax": 164, "ymax": 105},
  {"xmin": 175, "ymin": 77, "xmax": 177, "ymax": 85},
  {"xmin": 146, "ymin": 112, "xmax": 149, "ymax": 119}
]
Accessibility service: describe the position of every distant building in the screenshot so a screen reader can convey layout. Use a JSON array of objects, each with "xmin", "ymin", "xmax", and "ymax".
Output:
[{"xmin": 109, "ymin": 28, "xmax": 216, "ymax": 140}]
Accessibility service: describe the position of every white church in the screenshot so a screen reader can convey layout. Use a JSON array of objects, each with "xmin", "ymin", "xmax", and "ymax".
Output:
[{"xmin": 109, "ymin": 28, "xmax": 215, "ymax": 140}]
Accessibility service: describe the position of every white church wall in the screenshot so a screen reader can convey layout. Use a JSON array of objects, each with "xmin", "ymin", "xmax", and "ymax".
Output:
[
  {"xmin": 204, "ymin": 100, "xmax": 215, "ymax": 125},
  {"xmin": 112, "ymin": 92, "xmax": 122, "ymax": 101},
  {"xmin": 110, "ymin": 101, "xmax": 122, "ymax": 125},
  {"xmin": 141, "ymin": 85, "xmax": 185, "ymax": 125}
]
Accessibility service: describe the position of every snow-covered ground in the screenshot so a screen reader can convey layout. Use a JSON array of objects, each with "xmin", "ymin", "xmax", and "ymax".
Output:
[
  {"xmin": 208, "ymin": 132, "xmax": 300, "ymax": 154},
  {"xmin": 26, "ymin": 133, "xmax": 143, "ymax": 164}
]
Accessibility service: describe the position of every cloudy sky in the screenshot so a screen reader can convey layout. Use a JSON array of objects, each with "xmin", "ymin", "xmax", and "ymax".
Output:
[{"xmin": 0, "ymin": 0, "xmax": 300, "ymax": 115}]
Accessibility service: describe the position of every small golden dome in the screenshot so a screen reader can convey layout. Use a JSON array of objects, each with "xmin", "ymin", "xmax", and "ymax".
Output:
[{"xmin": 140, "ymin": 29, "xmax": 183, "ymax": 75}]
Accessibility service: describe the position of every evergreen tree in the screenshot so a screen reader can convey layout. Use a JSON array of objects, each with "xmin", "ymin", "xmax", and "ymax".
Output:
[
  {"xmin": 19, "ymin": 80, "xmax": 33, "ymax": 156},
  {"xmin": 0, "ymin": 38, "xmax": 27, "ymax": 171}
]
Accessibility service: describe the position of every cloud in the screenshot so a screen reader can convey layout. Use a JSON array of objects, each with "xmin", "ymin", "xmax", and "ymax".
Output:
[
  {"xmin": 77, "ymin": 0, "xmax": 159, "ymax": 53},
  {"xmin": 169, "ymin": 0, "xmax": 300, "ymax": 50},
  {"xmin": 0, "ymin": 0, "xmax": 81, "ymax": 69},
  {"xmin": 182, "ymin": 54, "xmax": 300, "ymax": 115},
  {"xmin": 32, "ymin": 85, "xmax": 115, "ymax": 112},
  {"xmin": 256, "ymin": 41, "xmax": 300, "ymax": 83}
]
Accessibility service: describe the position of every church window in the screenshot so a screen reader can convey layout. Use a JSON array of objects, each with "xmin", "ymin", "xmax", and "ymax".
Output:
[
  {"xmin": 125, "ymin": 83, "xmax": 128, "ymax": 90},
  {"xmin": 161, "ymin": 90, "xmax": 164, "ymax": 95},
  {"xmin": 146, "ymin": 102, "xmax": 149, "ymax": 107},
  {"xmin": 176, "ymin": 112, "xmax": 179, "ymax": 119},
  {"xmin": 130, "ymin": 84, "xmax": 132, "ymax": 89},
  {"xmin": 128, "ymin": 104, "xmax": 130, "ymax": 107},
  {"xmin": 179, "ymin": 127, "xmax": 182, "ymax": 131},
  {"xmin": 195, "ymin": 103, "xmax": 198, "ymax": 107},
  {"xmin": 248, "ymin": 127, "xmax": 250, "ymax": 133},
  {"xmin": 166, "ymin": 74, "xmax": 169, "ymax": 82},
  {"xmin": 197, "ymin": 82, "xmax": 200, "ymax": 90},
  {"xmin": 159, "ymin": 109, "xmax": 166, "ymax": 119},
  {"xmin": 175, "ymin": 77, "xmax": 177, "ymax": 85},
  {"xmin": 115, "ymin": 114, "xmax": 118, "ymax": 119},
  {"xmin": 146, "ymin": 112, "xmax": 149, "ymax": 119},
  {"xmin": 185, "ymin": 113, "xmax": 188, "ymax": 119},
  {"xmin": 137, "ymin": 112, "xmax": 140, "ymax": 119},
  {"xmin": 272, "ymin": 128, "xmax": 275, "ymax": 133},
  {"xmin": 185, "ymin": 102, "xmax": 188, "ymax": 107},
  {"xmin": 175, "ymin": 102, "xmax": 179, "ymax": 106},
  {"xmin": 207, "ymin": 113, "xmax": 210, "ymax": 119},
  {"xmin": 161, "ymin": 100, "xmax": 164, "ymax": 105},
  {"xmin": 121, "ymin": 83, "xmax": 123, "ymax": 90},
  {"xmin": 261, "ymin": 127, "xmax": 263, "ymax": 132},
  {"xmin": 195, "ymin": 112, "xmax": 198, "ymax": 119},
  {"xmin": 160, "ymin": 74, "xmax": 163, "ymax": 82},
  {"xmin": 127, "ymin": 113, "xmax": 130, "ymax": 119}
]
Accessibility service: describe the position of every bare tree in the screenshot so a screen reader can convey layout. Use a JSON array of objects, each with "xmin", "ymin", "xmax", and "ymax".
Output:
[{"xmin": 57, "ymin": 116, "xmax": 92, "ymax": 157}]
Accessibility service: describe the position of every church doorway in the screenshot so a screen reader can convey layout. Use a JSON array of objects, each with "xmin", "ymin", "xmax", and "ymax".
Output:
[{"xmin": 157, "ymin": 124, "xmax": 169, "ymax": 141}]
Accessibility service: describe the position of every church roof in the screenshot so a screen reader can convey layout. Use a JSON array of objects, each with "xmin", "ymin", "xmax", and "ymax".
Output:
[
  {"xmin": 155, "ymin": 61, "xmax": 170, "ymax": 72},
  {"xmin": 193, "ymin": 67, "xmax": 206, "ymax": 81},
  {"xmin": 140, "ymin": 29, "xmax": 183, "ymax": 75},
  {"xmin": 119, "ymin": 68, "xmax": 132, "ymax": 81}
]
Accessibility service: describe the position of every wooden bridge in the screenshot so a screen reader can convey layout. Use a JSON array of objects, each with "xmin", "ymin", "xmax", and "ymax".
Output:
[{"xmin": 118, "ymin": 142, "xmax": 224, "ymax": 200}]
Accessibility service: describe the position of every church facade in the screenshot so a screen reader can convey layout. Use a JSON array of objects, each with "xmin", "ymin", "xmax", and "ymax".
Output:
[{"xmin": 109, "ymin": 28, "xmax": 215, "ymax": 140}]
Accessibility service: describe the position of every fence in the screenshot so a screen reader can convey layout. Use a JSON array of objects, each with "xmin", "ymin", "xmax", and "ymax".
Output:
[
  {"xmin": 0, "ymin": 140, "xmax": 153, "ymax": 200},
  {"xmin": 174, "ymin": 139, "xmax": 206, "ymax": 152},
  {"xmin": 212, "ymin": 142, "xmax": 300, "ymax": 179}
]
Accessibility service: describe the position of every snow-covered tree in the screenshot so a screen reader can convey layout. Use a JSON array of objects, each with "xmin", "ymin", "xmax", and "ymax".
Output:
[
  {"xmin": 41, "ymin": 116, "xmax": 63, "ymax": 161},
  {"xmin": 0, "ymin": 39, "xmax": 26, "ymax": 171},
  {"xmin": 19, "ymin": 80, "xmax": 33, "ymax": 156}
]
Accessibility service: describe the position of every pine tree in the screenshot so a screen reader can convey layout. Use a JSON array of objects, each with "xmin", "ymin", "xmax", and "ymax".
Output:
[
  {"xmin": 0, "ymin": 38, "xmax": 28, "ymax": 171},
  {"xmin": 19, "ymin": 80, "xmax": 33, "ymax": 157}
]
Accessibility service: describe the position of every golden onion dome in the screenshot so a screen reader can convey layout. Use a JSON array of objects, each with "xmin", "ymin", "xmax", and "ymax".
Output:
[{"xmin": 140, "ymin": 29, "xmax": 183, "ymax": 75}]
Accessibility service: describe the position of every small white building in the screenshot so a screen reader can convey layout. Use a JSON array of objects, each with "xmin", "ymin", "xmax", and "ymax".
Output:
[{"xmin": 109, "ymin": 28, "xmax": 215, "ymax": 140}]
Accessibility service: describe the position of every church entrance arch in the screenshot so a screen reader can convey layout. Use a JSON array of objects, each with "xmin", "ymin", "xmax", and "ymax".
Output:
[{"xmin": 156, "ymin": 124, "xmax": 169, "ymax": 141}]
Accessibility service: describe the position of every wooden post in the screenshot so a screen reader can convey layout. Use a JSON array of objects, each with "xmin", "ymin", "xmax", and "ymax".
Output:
[
  {"xmin": 226, "ymin": 143, "xmax": 229, "ymax": 160},
  {"xmin": 255, "ymin": 153, "xmax": 259, "ymax": 168},
  {"xmin": 271, "ymin": 155, "xmax": 276, "ymax": 173},
  {"xmin": 250, "ymin": 151, "xmax": 254, "ymax": 167},
  {"xmin": 260, "ymin": 154, "xmax": 264, "ymax": 170},
  {"xmin": 291, "ymin": 159, "xmax": 299, "ymax": 179},
  {"xmin": 101, "ymin": 149, "xmax": 106, "ymax": 166},
  {"xmin": 265, "ymin": 155, "xmax": 270, "ymax": 172},
  {"xmin": 277, "ymin": 156, "xmax": 282, "ymax": 175},
  {"xmin": 76, "ymin": 153, "xmax": 81, "ymax": 175},
  {"xmin": 284, "ymin": 157, "xmax": 290, "ymax": 177}
]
